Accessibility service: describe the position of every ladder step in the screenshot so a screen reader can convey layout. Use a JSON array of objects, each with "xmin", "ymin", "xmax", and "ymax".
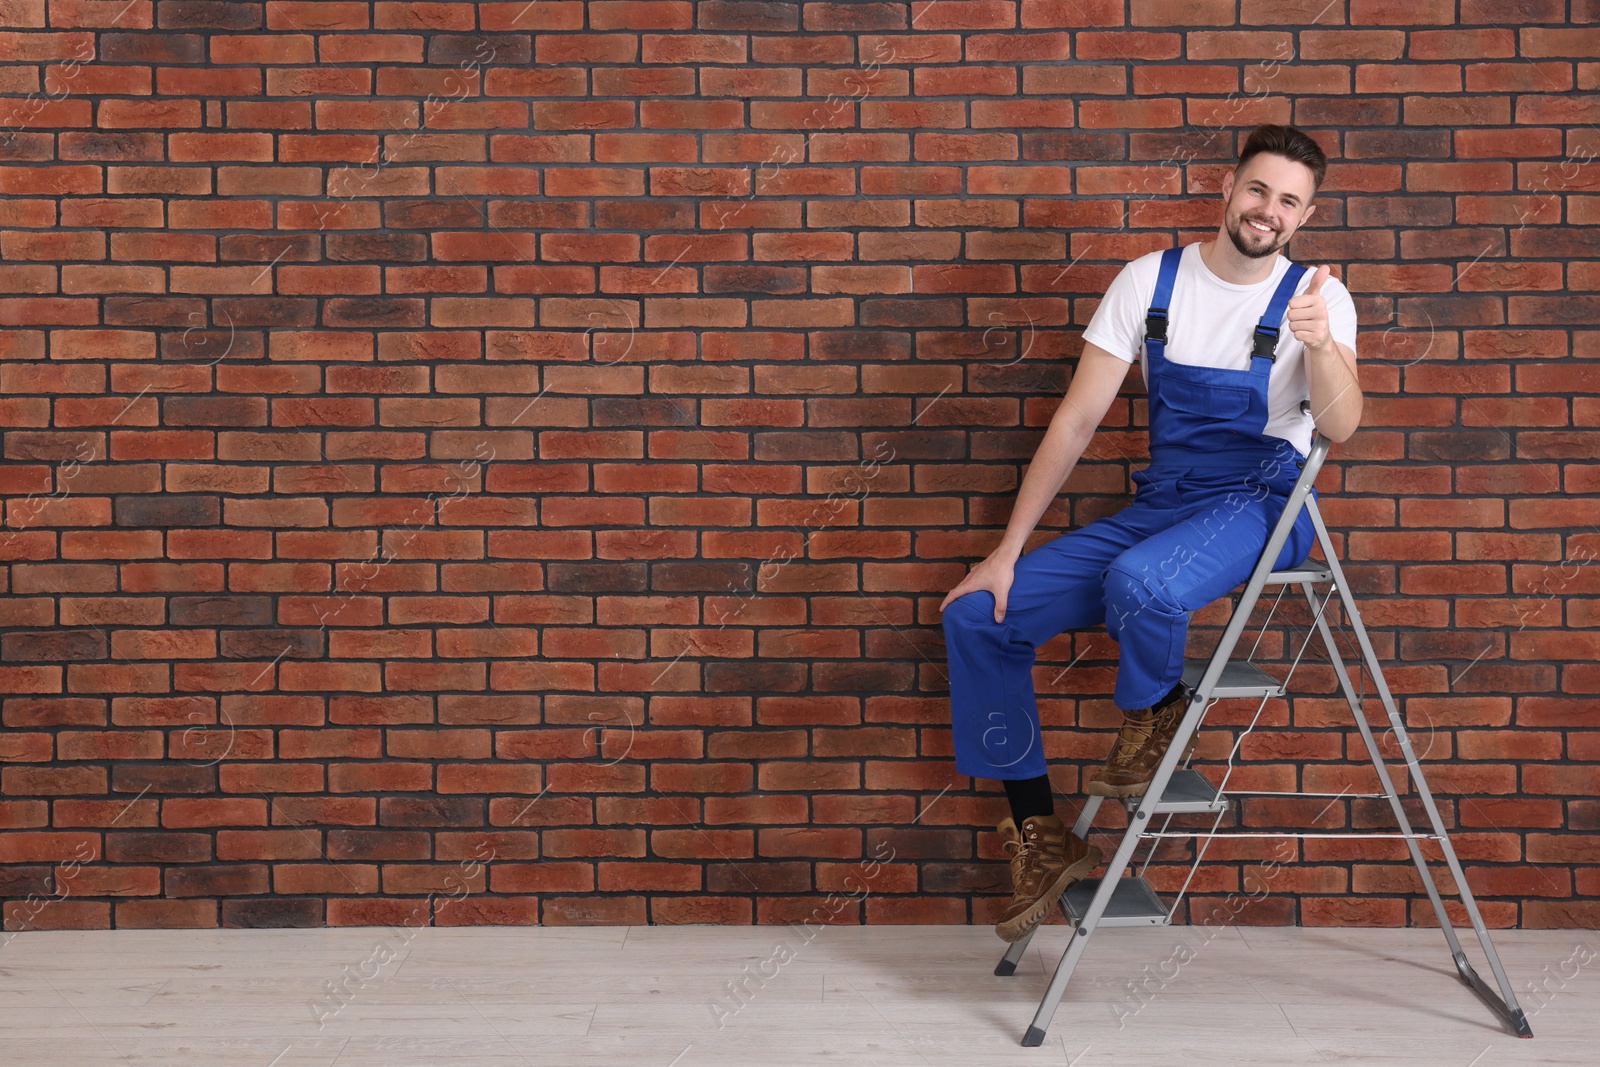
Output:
[
  {"xmin": 1141, "ymin": 767, "xmax": 1225, "ymax": 814},
  {"xmin": 1265, "ymin": 564, "xmax": 1331, "ymax": 584},
  {"xmin": 1181, "ymin": 658, "xmax": 1285, "ymax": 699},
  {"xmin": 1062, "ymin": 877, "xmax": 1169, "ymax": 927}
]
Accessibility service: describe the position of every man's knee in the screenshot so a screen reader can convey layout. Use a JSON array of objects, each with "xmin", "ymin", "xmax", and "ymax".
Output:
[
  {"xmin": 1104, "ymin": 557, "xmax": 1165, "ymax": 609},
  {"xmin": 941, "ymin": 590, "xmax": 999, "ymax": 633},
  {"xmin": 1102, "ymin": 555, "xmax": 1185, "ymax": 634}
]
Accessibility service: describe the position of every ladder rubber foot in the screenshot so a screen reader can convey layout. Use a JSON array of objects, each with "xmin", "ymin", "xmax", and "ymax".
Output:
[
  {"xmin": 993, "ymin": 959, "xmax": 1018, "ymax": 977},
  {"xmin": 1021, "ymin": 1025, "xmax": 1046, "ymax": 1047}
]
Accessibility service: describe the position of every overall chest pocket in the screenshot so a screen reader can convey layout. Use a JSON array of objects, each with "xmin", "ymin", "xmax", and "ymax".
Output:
[{"xmin": 1157, "ymin": 379, "xmax": 1252, "ymax": 419}]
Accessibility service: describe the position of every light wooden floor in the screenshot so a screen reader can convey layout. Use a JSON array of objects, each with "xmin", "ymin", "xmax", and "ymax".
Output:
[{"xmin": 0, "ymin": 924, "xmax": 1593, "ymax": 1065}]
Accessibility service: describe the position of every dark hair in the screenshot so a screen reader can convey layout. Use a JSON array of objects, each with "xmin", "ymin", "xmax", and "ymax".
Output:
[{"xmin": 1237, "ymin": 124, "xmax": 1328, "ymax": 195}]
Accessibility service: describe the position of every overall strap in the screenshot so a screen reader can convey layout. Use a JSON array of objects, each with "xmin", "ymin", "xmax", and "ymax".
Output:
[
  {"xmin": 1250, "ymin": 260, "xmax": 1310, "ymax": 362},
  {"xmin": 1142, "ymin": 245, "xmax": 1184, "ymax": 354}
]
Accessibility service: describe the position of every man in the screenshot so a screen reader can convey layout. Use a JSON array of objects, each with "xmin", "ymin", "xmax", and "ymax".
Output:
[{"xmin": 939, "ymin": 125, "xmax": 1362, "ymax": 943}]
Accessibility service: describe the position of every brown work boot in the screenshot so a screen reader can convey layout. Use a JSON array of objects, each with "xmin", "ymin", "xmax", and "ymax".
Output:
[
  {"xmin": 1084, "ymin": 684, "xmax": 1196, "ymax": 798},
  {"xmin": 993, "ymin": 813, "xmax": 1102, "ymax": 942}
]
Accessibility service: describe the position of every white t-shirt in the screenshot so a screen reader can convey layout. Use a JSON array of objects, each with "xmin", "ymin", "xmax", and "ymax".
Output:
[{"xmin": 1080, "ymin": 242, "xmax": 1358, "ymax": 456}]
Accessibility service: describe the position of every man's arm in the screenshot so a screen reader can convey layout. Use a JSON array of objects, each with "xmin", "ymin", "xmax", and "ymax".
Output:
[
  {"xmin": 1305, "ymin": 336, "xmax": 1361, "ymax": 444},
  {"xmin": 1288, "ymin": 266, "xmax": 1362, "ymax": 444},
  {"xmin": 993, "ymin": 343, "xmax": 1132, "ymax": 561},
  {"xmin": 940, "ymin": 259, "xmax": 1146, "ymax": 621}
]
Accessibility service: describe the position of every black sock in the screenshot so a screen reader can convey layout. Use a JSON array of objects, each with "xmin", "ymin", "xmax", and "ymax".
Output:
[
  {"xmin": 1002, "ymin": 773, "xmax": 1054, "ymax": 822},
  {"xmin": 1128, "ymin": 681, "xmax": 1184, "ymax": 716}
]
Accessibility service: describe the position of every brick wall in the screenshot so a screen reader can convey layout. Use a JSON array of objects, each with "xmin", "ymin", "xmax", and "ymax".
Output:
[{"xmin": 0, "ymin": 1, "xmax": 1596, "ymax": 932}]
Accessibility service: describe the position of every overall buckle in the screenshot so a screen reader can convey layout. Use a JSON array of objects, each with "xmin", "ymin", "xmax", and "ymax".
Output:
[
  {"xmin": 1251, "ymin": 326, "xmax": 1279, "ymax": 361},
  {"xmin": 1145, "ymin": 311, "xmax": 1168, "ymax": 343}
]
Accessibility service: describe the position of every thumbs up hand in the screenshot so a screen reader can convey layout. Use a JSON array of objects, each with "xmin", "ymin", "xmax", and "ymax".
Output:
[{"xmin": 1288, "ymin": 264, "xmax": 1335, "ymax": 353}]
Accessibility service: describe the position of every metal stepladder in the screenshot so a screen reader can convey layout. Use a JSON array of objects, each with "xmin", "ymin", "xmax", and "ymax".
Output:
[{"xmin": 994, "ymin": 428, "xmax": 1533, "ymax": 1047}]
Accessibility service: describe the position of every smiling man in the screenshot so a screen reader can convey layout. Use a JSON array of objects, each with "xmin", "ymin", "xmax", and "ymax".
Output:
[{"xmin": 939, "ymin": 125, "xmax": 1363, "ymax": 943}]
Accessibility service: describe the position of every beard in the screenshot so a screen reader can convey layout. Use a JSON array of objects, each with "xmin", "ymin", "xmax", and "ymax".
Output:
[{"xmin": 1226, "ymin": 212, "xmax": 1284, "ymax": 259}]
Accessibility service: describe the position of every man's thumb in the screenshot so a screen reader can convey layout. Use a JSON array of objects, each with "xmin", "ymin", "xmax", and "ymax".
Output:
[
  {"xmin": 1306, "ymin": 263, "xmax": 1330, "ymax": 295},
  {"xmin": 993, "ymin": 590, "xmax": 1007, "ymax": 624}
]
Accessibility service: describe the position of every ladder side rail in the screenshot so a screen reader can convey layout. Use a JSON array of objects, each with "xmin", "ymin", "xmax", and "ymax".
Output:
[
  {"xmin": 1024, "ymin": 554, "xmax": 1294, "ymax": 1040},
  {"xmin": 1020, "ymin": 814, "xmax": 1151, "ymax": 1045},
  {"xmin": 1300, "ymin": 498, "xmax": 1532, "ymax": 1036},
  {"xmin": 1022, "ymin": 435, "xmax": 1333, "ymax": 1044},
  {"xmin": 1070, "ymin": 794, "xmax": 1105, "ymax": 841}
]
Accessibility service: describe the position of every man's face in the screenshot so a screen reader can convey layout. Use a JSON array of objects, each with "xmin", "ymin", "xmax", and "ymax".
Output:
[{"xmin": 1221, "ymin": 153, "xmax": 1318, "ymax": 259}]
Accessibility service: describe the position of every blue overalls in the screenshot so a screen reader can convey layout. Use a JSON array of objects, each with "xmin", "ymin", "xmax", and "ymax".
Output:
[{"xmin": 943, "ymin": 246, "xmax": 1319, "ymax": 781}]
